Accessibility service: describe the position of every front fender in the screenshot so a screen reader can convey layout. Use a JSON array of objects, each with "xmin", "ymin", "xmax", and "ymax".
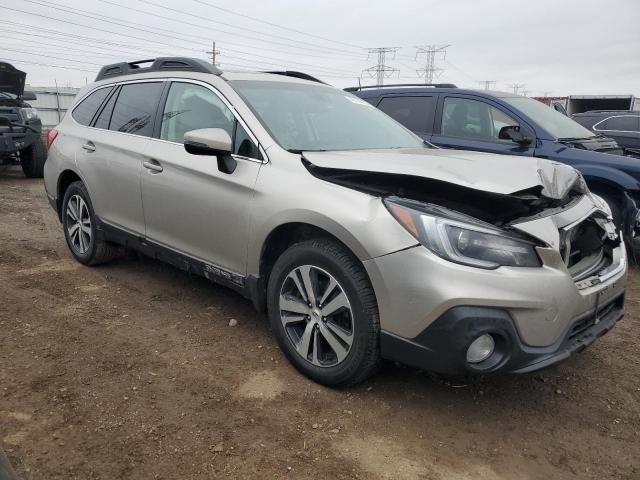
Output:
[{"xmin": 574, "ymin": 164, "xmax": 640, "ymax": 192}]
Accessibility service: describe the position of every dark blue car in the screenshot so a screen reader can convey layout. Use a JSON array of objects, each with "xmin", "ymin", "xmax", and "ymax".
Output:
[{"xmin": 348, "ymin": 84, "xmax": 640, "ymax": 239}]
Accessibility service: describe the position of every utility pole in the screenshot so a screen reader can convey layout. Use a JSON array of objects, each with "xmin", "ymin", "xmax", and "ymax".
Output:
[
  {"xmin": 521, "ymin": 89, "xmax": 530, "ymax": 97},
  {"xmin": 207, "ymin": 41, "xmax": 220, "ymax": 66},
  {"xmin": 478, "ymin": 80, "xmax": 497, "ymax": 91},
  {"xmin": 415, "ymin": 44, "xmax": 450, "ymax": 84},
  {"xmin": 508, "ymin": 83, "xmax": 526, "ymax": 95},
  {"xmin": 362, "ymin": 47, "xmax": 399, "ymax": 86}
]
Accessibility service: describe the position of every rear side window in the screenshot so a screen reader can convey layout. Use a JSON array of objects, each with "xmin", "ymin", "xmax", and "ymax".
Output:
[
  {"xmin": 109, "ymin": 82, "xmax": 163, "ymax": 137},
  {"xmin": 377, "ymin": 96, "xmax": 434, "ymax": 133},
  {"xmin": 597, "ymin": 116, "xmax": 640, "ymax": 132},
  {"xmin": 72, "ymin": 87, "xmax": 112, "ymax": 126}
]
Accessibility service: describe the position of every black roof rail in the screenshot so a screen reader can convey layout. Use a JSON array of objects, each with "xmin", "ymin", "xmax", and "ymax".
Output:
[
  {"xmin": 344, "ymin": 83, "xmax": 457, "ymax": 92},
  {"xmin": 95, "ymin": 57, "xmax": 222, "ymax": 82},
  {"xmin": 264, "ymin": 71, "xmax": 327, "ymax": 84}
]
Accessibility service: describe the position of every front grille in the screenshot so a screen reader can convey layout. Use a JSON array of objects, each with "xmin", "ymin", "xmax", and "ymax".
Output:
[
  {"xmin": 0, "ymin": 107, "xmax": 20, "ymax": 123},
  {"xmin": 560, "ymin": 214, "xmax": 614, "ymax": 281},
  {"xmin": 567, "ymin": 294, "xmax": 623, "ymax": 341}
]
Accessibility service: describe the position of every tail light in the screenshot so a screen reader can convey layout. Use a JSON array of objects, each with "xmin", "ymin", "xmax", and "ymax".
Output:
[{"xmin": 46, "ymin": 129, "xmax": 59, "ymax": 150}]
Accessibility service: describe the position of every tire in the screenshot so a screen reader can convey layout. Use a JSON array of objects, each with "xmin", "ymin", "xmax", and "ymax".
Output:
[
  {"xmin": 20, "ymin": 138, "xmax": 47, "ymax": 178},
  {"xmin": 267, "ymin": 238, "xmax": 380, "ymax": 387},
  {"xmin": 62, "ymin": 181, "xmax": 118, "ymax": 266}
]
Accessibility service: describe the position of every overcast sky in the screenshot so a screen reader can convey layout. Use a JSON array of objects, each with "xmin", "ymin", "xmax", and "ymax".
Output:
[{"xmin": 2, "ymin": 0, "xmax": 639, "ymax": 96}]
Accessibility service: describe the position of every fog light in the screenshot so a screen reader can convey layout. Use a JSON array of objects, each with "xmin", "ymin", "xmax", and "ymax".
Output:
[{"xmin": 466, "ymin": 334, "xmax": 495, "ymax": 364}]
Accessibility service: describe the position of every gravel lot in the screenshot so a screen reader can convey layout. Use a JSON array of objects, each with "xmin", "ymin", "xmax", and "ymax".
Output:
[{"xmin": 1, "ymin": 167, "xmax": 639, "ymax": 480}]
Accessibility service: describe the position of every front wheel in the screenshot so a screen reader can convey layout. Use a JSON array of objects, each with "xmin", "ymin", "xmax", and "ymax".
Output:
[
  {"xmin": 62, "ymin": 181, "xmax": 118, "ymax": 265},
  {"xmin": 20, "ymin": 138, "xmax": 47, "ymax": 178},
  {"xmin": 267, "ymin": 239, "xmax": 380, "ymax": 387}
]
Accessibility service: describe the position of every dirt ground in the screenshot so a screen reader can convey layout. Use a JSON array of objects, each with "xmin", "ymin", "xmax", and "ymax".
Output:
[{"xmin": 1, "ymin": 166, "xmax": 639, "ymax": 480}]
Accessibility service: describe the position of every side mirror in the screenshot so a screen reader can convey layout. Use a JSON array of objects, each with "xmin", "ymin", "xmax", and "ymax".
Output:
[
  {"xmin": 22, "ymin": 91, "xmax": 37, "ymax": 101},
  {"xmin": 183, "ymin": 128, "xmax": 237, "ymax": 174},
  {"xmin": 184, "ymin": 128, "xmax": 232, "ymax": 156},
  {"xmin": 499, "ymin": 125, "xmax": 533, "ymax": 146}
]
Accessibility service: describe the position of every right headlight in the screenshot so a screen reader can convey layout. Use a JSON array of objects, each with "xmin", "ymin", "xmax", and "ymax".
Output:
[{"xmin": 385, "ymin": 197, "xmax": 541, "ymax": 269}]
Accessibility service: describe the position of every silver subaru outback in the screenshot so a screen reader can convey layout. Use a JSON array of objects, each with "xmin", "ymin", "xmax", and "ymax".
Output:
[{"xmin": 44, "ymin": 58, "xmax": 627, "ymax": 386}]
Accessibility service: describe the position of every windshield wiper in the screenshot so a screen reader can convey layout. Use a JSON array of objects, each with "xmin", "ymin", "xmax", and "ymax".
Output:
[{"xmin": 557, "ymin": 137, "xmax": 594, "ymax": 142}]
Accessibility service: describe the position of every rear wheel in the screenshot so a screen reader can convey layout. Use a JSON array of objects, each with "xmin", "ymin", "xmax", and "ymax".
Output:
[
  {"xmin": 62, "ymin": 181, "xmax": 118, "ymax": 265},
  {"xmin": 267, "ymin": 239, "xmax": 380, "ymax": 387},
  {"xmin": 20, "ymin": 138, "xmax": 47, "ymax": 178}
]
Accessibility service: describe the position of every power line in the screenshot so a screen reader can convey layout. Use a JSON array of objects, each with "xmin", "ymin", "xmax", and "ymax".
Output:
[
  {"xmin": 415, "ymin": 45, "xmax": 450, "ymax": 84},
  {"xmin": 508, "ymin": 83, "xmax": 526, "ymax": 95},
  {"xmin": 2, "ymin": 6, "xmax": 361, "ymax": 77},
  {"xmin": 138, "ymin": 0, "xmax": 365, "ymax": 58},
  {"xmin": 0, "ymin": 57, "xmax": 95, "ymax": 74},
  {"xmin": 188, "ymin": 0, "xmax": 364, "ymax": 51},
  {"xmin": 479, "ymin": 80, "xmax": 497, "ymax": 90},
  {"xmin": 0, "ymin": 47, "xmax": 103, "ymax": 67},
  {"xmin": 207, "ymin": 41, "xmax": 220, "ymax": 66},
  {"xmin": 363, "ymin": 47, "xmax": 399, "ymax": 86}
]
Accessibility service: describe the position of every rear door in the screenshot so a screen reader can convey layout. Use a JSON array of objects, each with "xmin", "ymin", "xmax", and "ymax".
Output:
[
  {"xmin": 374, "ymin": 94, "xmax": 436, "ymax": 141},
  {"xmin": 75, "ymin": 80, "xmax": 164, "ymax": 235},
  {"xmin": 430, "ymin": 95, "xmax": 536, "ymax": 156},
  {"xmin": 140, "ymin": 80, "xmax": 262, "ymax": 275}
]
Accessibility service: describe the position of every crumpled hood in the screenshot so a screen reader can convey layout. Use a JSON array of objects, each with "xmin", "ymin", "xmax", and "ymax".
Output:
[
  {"xmin": 0, "ymin": 62, "xmax": 26, "ymax": 98},
  {"xmin": 303, "ymin": 148, "xmax": 585, "ymax": 199}
]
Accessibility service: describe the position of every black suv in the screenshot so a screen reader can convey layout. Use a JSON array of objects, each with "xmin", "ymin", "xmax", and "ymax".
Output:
[
  {"xmin": 349, "ymin": 84, "xmax": 640, "ymax": 240},
  {"xmin": 572, "ymin": 111, "xmax": 640, "ymax": 159},
  {"xmin": 0, "ymin": 62, "xmax": 47, "ymax": 177}
]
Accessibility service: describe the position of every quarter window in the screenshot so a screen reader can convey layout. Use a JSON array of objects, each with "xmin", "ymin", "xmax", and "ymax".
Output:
[
  {"xmin": 377, "ymin": 96, "xmax": 433, "ymax": 132},
  {"xmin": 72, "ymin": 87, "xmax": 112, "ymax": 126},
  {"xmin": 109, "ymin": 82, "xmax": 163, "ymax": 137},
  {"xmin": 160, "ymin": 82, "xmax": 234, "ymax": 143},
  {"xmin": 442, "ymin": 97, "xmax": 519, "ymax": 142},
  {"xmin": 93, "ymin": 88, "xmax": 119, "ymax": 129},
  {"xmin": 597, "ymin": 116, "xmax": 640, "ymax": 132}
]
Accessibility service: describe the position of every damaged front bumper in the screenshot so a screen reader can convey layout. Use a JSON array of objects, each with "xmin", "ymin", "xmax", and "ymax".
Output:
[{"xmin": 364, "ymin": 200, "xmax": 627, "ymax": 375}]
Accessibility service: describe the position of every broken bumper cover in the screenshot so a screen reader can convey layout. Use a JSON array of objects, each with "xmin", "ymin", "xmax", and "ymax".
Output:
[{"xmin": 365, "ymin": 241, "xmax": 627, "ymax": 375}]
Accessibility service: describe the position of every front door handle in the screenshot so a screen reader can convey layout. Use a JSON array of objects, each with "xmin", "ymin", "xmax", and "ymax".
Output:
[
  {"xmin": 143, "ymin": 159, "xmax": 163, "ymax": 173},
  {"xmin": 82, "ymin": 141, "xmax": 95, "ymax": 153}
]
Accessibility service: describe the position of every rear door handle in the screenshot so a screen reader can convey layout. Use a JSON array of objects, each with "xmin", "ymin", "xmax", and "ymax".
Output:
[
  {"xmin": 143, "ymin": 159, "xmax": 163, "ymax": 173},
  {"xmin": 82, "ymin": 141, "xmax": 95, "ymax": 153}
]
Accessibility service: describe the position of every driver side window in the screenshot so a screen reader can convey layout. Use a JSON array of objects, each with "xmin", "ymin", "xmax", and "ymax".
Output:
[{"xmin": 442, "ymin": 97, "xmax": 519, "ymax": 143}]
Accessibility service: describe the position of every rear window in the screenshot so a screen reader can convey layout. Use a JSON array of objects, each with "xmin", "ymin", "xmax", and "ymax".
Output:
[
  {"xmin": 109, "ymin": 82, "xmax": 163, "ymax": 137},
  {"xmin": 377, "ymin": 96, "xmax": 434, "ymax": 133},
  {"xmin": 72, "ymin": 87, "xmax": 113, "ymax": 126}
]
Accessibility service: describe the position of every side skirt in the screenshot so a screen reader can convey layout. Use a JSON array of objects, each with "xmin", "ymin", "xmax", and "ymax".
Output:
[{"xmin": 95, "ymin": 218, "xmax": 264, "ymax": 309}]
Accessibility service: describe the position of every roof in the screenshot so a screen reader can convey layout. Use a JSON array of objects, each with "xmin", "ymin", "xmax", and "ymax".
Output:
[{"xmin": 349, "ymin": 85, "xmax": 517, "ymax": 99}]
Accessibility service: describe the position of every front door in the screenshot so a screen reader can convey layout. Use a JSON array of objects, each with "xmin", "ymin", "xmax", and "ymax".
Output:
[
  {"xmin": 141, "ymin": 80, "xmax": 263, "ymax": 276},
  {"xmin": 431, "ymin": 95, "xmax": 536, "ymax": 157}
]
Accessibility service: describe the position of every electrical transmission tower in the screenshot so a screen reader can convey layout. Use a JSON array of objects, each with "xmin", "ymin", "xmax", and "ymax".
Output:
[
  {"xmin": 362, "ymin": 47, "xmax": 399, "ymax": 85},
  {"xmin": 508, "ymin": 83, "xmax": 526, "ymax": 95},
  {"xmin": 415, "ymin": 45, "xmax": 450, "ymax": 84},
  {"xmin": 207, "ymin": 41, "xmax": 221, "ymax": 66},
  {"xmin": 479, "ymin": 80, "xmax": 497, "ymax": 91}
]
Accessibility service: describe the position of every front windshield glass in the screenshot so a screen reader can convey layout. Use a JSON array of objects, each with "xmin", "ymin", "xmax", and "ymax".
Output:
[
  {"xmin": 230, "ymin": 80, "xmax": 425, "ymax": 152},
  {"xmin": 502, "ymin": 96, "xmax": 595, "ymax": 140}
]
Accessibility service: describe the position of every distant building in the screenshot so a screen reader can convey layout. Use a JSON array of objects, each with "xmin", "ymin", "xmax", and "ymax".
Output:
[{"xmin": 25, "ymin": 85, "xmax": 80, "ymax": 129}]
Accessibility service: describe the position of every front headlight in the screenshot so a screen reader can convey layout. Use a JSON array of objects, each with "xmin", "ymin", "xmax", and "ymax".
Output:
[
  {"xmin": 20, "ymin": 108, "xmax": 39, "ymax": 121},
  {"xmin": 385, "ymin": 197, "xmax": 541, "ymax": 269}
]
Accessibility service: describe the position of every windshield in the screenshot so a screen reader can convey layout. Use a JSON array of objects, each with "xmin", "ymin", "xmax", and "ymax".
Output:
[
  {"xmin": 230, "ymin": 80, "xmax": 425, "ymax": 152},
  {"xmin": 502, "ymin": 96, "xmax": 595, "ymax": 140}
]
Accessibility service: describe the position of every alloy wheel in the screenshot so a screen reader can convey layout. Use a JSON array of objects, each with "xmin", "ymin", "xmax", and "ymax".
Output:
[
  {"xmin": 279, "ymin": 265, "xmax": 354, "ymax": 367},
  {"xmin": 66, "ymin": 194, "xmax": 92, "ymax": 255}
]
